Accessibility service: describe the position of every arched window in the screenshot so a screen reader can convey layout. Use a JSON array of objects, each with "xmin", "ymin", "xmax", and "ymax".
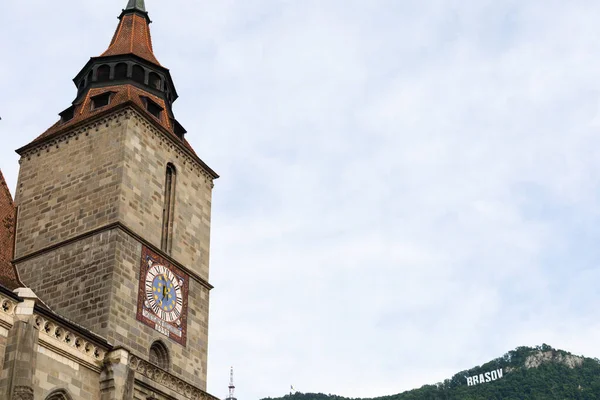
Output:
[
  {"xmin": 149, "ymin": 72, "xmax": 162, "ymax": 90},
  {"xmin": 87, "ymin": 69, "xmax": 94, "ymax": 84},
  {"xmin": 115, "ymin": 63, "xmax": 128, "ymax": 80},
  {"xmin": 149, "ymin": 341, "xmax": 170, "ymax": 370},
  {"xmin": 132, "ymin": 65, "xmax": 146, "ymax": 84},
  {"xmin": 46, "ymin": 389, "xmax": 73, "ymax": 400},
  {"xmin": 96, "ymin": 64, "xmax": 111, "ymax": 82},
  {"xmin": 161, "ymin": 164, "xmax": 176, "ymax": 254}
]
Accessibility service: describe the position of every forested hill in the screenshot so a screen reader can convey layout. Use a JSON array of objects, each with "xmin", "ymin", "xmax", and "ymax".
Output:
[{"xmin": 261, "ymin": 345, "xmax": 600, "ymax": 400}]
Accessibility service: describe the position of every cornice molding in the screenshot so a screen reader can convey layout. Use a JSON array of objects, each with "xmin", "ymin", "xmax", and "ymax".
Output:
[
  {"xmin": 126, "ymin": 108, "xmax": 218, "ymax": 182},
  {"xmin": 16, "ymin": 105, "xmax": 218, "ymax": 181},
  {"xmin": 12, "ymin": 221, "xmax": 214, "ymax": 291},
  {"xmin": 129, "ymin": 355, "xmax": 218, "ymax": 400},
  {"xmin": 34, "ymin": 313, "xmax": 107, "ymax": 373},
  {"xmin": 0, "ymin": 291, "xmax": 108, "ymax": 372}
]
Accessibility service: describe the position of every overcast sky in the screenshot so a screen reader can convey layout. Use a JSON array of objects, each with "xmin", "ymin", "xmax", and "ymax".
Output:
[{"xmin": 2, "ymin": 0, "xmax": 600, "ymax": 399}]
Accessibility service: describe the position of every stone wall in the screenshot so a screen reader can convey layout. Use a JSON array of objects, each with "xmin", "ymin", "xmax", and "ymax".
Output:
[
  {"xmin": 13, "ymin": 106, "xmax": 215, "ymax": 393},
  {"xmin": 108, "ymin": 229, "xmax": 210, "ymax": 390},
  {"xmin": 35, "ymin": 343, "xmax": 101, "ymax": 399},
  {"xmin": 14, "ymin": 113, "xmax": 126, "ymax": 259},
  {"xmin": 119, "ymin": 111, "xmax": 214, "ymax": 281},
  {"xmin": 15, "ymin": 230, "xmax": 118, "ymax": 336},
  {"xmin": 0, "ymin": 290, "xmax": 108, "ymax": 400}
]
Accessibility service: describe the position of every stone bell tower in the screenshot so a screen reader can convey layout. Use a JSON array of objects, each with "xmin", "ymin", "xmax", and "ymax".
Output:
[{"xmin": 12, "ymin": 0, "xmax": 218, "ymax": 393}]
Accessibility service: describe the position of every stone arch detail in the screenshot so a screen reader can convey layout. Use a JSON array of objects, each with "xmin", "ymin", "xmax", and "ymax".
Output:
[
  {"xmin": 45, "ymin": 388, "xmax": 73, "ymax": 400},
  {"xmin": 149, "ymin": 340, "xmax": 170, "ymax": 370}
]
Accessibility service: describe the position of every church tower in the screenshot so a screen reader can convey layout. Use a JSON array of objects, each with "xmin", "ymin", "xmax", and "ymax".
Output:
[{"xmin": 12, "ymin": 0, "xmax": 218, "ymax": 393}]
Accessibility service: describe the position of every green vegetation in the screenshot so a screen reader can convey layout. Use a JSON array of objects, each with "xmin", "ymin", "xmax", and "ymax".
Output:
[{"xmin": 262, "ymin": 345, "xmax": 600, "ymax": 400}]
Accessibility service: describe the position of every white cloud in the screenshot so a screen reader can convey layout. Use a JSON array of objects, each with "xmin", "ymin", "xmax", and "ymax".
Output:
[{"xmin": 2, "ymin": 1, "xmax": 600, "ymax": 399}]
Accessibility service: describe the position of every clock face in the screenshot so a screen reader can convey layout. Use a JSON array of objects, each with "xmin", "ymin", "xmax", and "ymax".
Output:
[
  {"xmin": 145, "ymin": 264, "xmax": 183, "ymax": 323},
  {"xmin": 137, "ymin": 246, "xmax": 188, "ymax": 346}
]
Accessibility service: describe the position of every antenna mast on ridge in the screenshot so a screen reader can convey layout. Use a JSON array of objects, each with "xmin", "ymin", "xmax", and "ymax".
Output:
[{"xmin": 226, "ymin": 367, "xmax": 237, "ymax": 400}]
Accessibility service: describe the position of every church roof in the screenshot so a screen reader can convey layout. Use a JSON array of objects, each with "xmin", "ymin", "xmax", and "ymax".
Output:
[
  {"xmin": 0, "ymin": 170, "xmax": 22, "ymax": 290},
  {"xmin": 36, "ymin": 84, "xmax": 174, "ymax": 139},
  {"xmin": 101, "ymin": 2, "xmax": 160, "ymax": 66},
  {"xmin": 18, "ymin": 0, "xmax": 218, "ymax": 179},
  {"xmin": 19, "ymin": 86, "xmax": 218, "ymax": 178},
  {"xmin": 18, "ymin": 1, "xmax": 217, "ymax": 178}
]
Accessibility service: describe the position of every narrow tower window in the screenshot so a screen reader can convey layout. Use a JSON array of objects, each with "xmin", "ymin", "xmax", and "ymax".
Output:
[{"xmin": 161, "ymin": 164, "xmax": 176, "ymax": 254}]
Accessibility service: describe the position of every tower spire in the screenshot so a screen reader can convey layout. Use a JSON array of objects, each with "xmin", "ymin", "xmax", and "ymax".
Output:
[
  {"xmin": 125, "ymin": 0, "xmax": 146, "ymax": 11},
  {"xmin": 102, "ymin": 0, "xmax": 159, "ymax": 65},
  {"xmin": 226, "ymin": 367, "xmax": 237, "ymax": 400}
]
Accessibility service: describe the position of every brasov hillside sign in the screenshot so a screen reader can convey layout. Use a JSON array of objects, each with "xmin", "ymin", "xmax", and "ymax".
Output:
[{"xmin": 466, "ymin": 369, "xmax": 504, "ymax": 386}]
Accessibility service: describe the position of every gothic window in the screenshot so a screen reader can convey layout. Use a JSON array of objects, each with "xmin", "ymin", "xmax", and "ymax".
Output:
[
  {"xmin": 149, "ymin": 72, "xmax": 162, "ymax": 90},
  {"xmin": 161, "ymin": 163, "xmax": 176, "ymax": 254},
  {"xmin": 97, "ymin": 64, "xmax": 111, "ymax": 82},
  {"xmin": 149, "ymin": 340, "xmax": 170, "ymax": 370},
  {"xmin": 91, "ymin": 92, "xmax": 112, "ymax": 110},
  {"xmin": 115, "ymin": 63, "xmax": 128, "ymax": 80},
  {"xmin": 46, "ymin": 389, "xmax": 73, "ymax": 400},
  {"xmin": 132, "ymin": 64, "xmax": 146, "ymax": 84}
]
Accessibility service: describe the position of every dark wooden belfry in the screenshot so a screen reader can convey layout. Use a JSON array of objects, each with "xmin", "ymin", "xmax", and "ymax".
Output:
[{"xmin": 64, "ymin": 0, "xmax": 187, "ymax": 138}]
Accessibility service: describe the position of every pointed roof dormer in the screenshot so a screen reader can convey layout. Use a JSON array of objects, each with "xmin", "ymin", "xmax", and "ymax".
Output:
[{"xmin": 102, "ymin": 0, "xmax": 160, "ymax": 66}]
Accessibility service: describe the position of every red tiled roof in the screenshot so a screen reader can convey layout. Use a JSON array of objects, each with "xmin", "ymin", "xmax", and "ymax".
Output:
[
  {"xmin": 23, "ymin": 85, "xmax": 203, "ymax": 163},
  {"xmin": 17, "ymin": 5, "xmax": 218, "ymax": 179},
  {"xmin": 101, "ymin": 13, "xmax": 161, "ymax": 66},
  {"xmin": 0, "ymin": 170, "xmax": 21, "ymax": 290},
  {"xmin": 33, "ymin": 85, "xmax": 176, "ymax": 142}
]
